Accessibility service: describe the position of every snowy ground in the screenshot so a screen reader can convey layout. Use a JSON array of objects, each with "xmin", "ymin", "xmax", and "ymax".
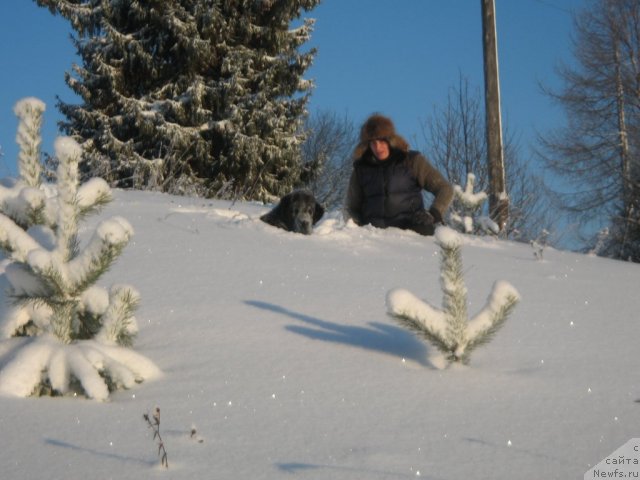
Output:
[{"xmin": 0, "ymin": 189, "xmax": 639, "ymax": 480}]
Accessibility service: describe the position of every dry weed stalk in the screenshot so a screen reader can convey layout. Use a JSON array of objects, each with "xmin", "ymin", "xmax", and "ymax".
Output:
[{"xmin": 143, "ymin": 407, "xmax": 168, "ymax": 468}]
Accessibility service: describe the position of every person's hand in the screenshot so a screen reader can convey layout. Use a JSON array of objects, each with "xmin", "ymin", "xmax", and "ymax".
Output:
[
  {"xmin": 414, "ymin": 210, "xmax": 435, "ymax": 226},
  {"xmin": 412, "ymin": 210, "xmax": 436, "ymax": 235}
]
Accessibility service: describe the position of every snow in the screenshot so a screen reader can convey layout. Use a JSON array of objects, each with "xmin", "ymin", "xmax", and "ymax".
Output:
[
  {"xmin": 53, "ymin": 135, "xmax": 82, "ymax": 162},
  {"xmin": 386, "ymin": 288, "xmax": 446, "ymax": 336},
  {"xmin": 81, "ymin": 286, "xmax": 110, "ymax": 316},
  {"xmin": 94, "ymin": 216, "xmax": 134, "ymax": 244},
  {"xmin": 0, "ymin": 336, "xmax": 53, "ymax": 397},
  {"xmin": 435, "ymin": 225, "xmax": 462, "ymax": 249},
  {"xmin": 0, "ymin": 189, "xmax": 639, "ymax": 479},
  {"xmin": 0, "ymin": 334, "xmax": 162, "ymax": 402},
  {"xmin": 466, "ymin": 280, "xmax": 521, "ymax": 338},
  {"xmin": 77, "ymin": 177, "xmax": 111, "ymax": 209},
  {"xmin": 454, "ymin": 173, "xmax": 487, "ymax": 207},
  {"xmin": 13, "ymin": 97, "xmax": 46, "ymax": 118},
  {"xmin": 0, "ymin": 215, "xmax": 42, "ymax": 260}
]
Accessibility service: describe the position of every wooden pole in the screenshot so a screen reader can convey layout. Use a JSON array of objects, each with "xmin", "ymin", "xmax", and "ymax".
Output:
[{"xmin": 481, "ymin": 0, "xmax": 509, "ymax": 231}]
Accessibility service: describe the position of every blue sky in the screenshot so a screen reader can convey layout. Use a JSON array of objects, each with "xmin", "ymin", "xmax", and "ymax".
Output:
[{"xmin": 0, "ymin": 0, "xmax": 585, "ymax": 178}]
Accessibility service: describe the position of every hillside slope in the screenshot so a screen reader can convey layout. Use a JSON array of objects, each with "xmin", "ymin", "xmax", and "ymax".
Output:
[{"xmin": 0, "ymin": 189, "xmax": 638, "ymax": 480}]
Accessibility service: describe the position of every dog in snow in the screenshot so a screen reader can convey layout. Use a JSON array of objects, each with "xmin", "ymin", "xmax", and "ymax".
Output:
[{"xmin": 260, "ymin": 189, "xmax": 324, "ymax": 235}]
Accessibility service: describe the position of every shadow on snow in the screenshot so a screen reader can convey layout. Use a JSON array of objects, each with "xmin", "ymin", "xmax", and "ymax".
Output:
[
  {"xmin": 244, "ymin": 300, "xmax": 433, "ymax": 367},
  {"xmin": 44, "ymin": 437, "xmax": 156, "ymax": 467}
]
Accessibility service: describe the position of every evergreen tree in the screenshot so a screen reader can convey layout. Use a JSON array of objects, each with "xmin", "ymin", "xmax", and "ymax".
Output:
[
  {"xmin": 35, "ymin": 0, "xmax": 318, "ymax": 201},
  {"xmin": 387, "ymin": 227, "xmax": 519, "ymax": 365},
  {"xmin": 0, "ymin": 98, "xmax": 160, "ymax": 400}
]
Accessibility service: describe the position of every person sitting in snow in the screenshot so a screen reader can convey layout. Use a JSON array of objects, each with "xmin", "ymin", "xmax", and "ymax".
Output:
[{"xmin": 344, "ymin": 113, "xmax": 454, "ymax": 236}]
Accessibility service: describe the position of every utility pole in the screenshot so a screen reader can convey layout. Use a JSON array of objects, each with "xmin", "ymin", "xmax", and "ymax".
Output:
[{"xmin": 481, "ymin": 0, "xmax": 509, "ymax": 231}]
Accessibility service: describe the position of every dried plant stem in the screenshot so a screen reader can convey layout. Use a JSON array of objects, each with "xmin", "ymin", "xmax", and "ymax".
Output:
[{"xmin": 143, "ymin": 407, "xmax": 168, "ymax": 468}]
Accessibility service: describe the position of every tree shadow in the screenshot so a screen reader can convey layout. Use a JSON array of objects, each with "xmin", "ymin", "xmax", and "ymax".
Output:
[
  {"xmin": 244, "ymin": 300, "xmax": 433, "ymax": 367},
  {"xmin": 44, "ymin": 438, "xmax": 155, "ymax": 467},
  {"xmin": 275, "ymin": 461, "xmax": 439, "ymax": 478},
  {"xmin": 463, "ymin": 437, "xmax": 567, "ymax": 464}
]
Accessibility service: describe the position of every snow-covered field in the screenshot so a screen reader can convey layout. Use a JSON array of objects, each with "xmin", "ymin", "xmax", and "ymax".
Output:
[{"xmin": 0, "ymin": 189, "xmax": 638, "ymax": 480}]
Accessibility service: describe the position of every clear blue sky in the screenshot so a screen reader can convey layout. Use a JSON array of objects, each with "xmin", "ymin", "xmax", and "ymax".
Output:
[{"xmin": 0, "ymin": 0, "xmax": 585, "ymax": 178}]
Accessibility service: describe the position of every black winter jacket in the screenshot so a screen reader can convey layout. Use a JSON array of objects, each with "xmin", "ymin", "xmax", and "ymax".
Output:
[{"xmin": 345, "ymin": 149, "xmax": 453, "ymax": 230}]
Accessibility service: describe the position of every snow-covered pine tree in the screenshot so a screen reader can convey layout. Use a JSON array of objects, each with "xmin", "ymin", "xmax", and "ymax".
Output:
[
  {"xmin": 449, "ymin": 172, "xmax": 499, "ymax": 235},
  {"xmin": 386, "ymin": 227, "xmax": 520, "ymax": 365},
  {"xmin": 35, "ymin": 0, "xmax": 319, "ymax": 201},
  {"xmin": 0, "ymin": 99, "xmax": 160, "ymax": 400}
]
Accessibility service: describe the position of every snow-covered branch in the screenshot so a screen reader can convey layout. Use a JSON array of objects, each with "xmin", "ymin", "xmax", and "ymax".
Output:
[{"xmin": 13, "ymin": 97, "xmax": 45, "ymax": 188}]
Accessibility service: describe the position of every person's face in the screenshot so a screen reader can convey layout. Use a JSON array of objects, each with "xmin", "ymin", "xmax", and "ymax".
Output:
[{"xmin": 369, "ymin": 139, "xmax": 390, "ymax": 161}]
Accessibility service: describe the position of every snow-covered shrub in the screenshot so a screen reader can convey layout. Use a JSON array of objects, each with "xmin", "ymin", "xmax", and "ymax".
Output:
[
  {"xmin": 449, "ymin": 173, "xmax": 499, "ymax": 235},
  {"xmin": 0, "ymin": 98, "xmax": 160, "ymax": 400},
  {"xmin": 387, "ymin": 227, "xmax": 520, "ymax": 365}
]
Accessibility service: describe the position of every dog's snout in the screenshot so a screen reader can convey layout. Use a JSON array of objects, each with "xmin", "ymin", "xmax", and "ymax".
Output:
[{"xmin": 299, "ymin": 218, "xmax": 312, "ymax": 234}]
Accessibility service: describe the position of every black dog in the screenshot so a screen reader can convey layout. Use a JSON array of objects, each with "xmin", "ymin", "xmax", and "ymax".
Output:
[{"xmin": 260, "ymin": 189, "xmax": 324, "ymax": 234}]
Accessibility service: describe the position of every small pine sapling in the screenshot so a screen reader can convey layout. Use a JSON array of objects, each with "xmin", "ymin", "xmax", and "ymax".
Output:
[
  {"xmin": 0, "ymin": 98, "xmax": 161, "ymax": 400},
  {"xmin": 387, "ymin": 227, "xmax": 520, "ymax": 365},
  {"xmin": 449, "ymin": 173, "xmax": 499, "ymax": 235}
]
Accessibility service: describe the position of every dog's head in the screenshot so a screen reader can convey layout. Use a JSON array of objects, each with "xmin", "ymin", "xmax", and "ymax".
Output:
[
  {"xmin": 284, "ymin": 190, "xmax": 324, "ymax": 234},
  {"xmin": 260, "ymin": 189, "xmax": 325, "ymax": 234}
]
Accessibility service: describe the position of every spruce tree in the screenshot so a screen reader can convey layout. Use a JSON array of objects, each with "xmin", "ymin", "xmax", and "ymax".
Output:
[
  {"xmin": 0, "ymin": 98, "xmax": 160, "ymax": 400},
  {"xmin": 35, "ymin": 0, "xmax": 319, "ymax": 201}
]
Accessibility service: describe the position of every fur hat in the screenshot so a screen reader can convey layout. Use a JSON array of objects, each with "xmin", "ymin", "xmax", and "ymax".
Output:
[{"xmin": 353, "ymin": 113, "xmax": 409, "ymax": 159}]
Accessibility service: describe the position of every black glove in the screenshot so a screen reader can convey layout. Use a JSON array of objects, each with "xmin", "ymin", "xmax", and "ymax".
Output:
[{"xmin": 411, "ymin": 209, "xmax": 436, "ymax": 236}]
